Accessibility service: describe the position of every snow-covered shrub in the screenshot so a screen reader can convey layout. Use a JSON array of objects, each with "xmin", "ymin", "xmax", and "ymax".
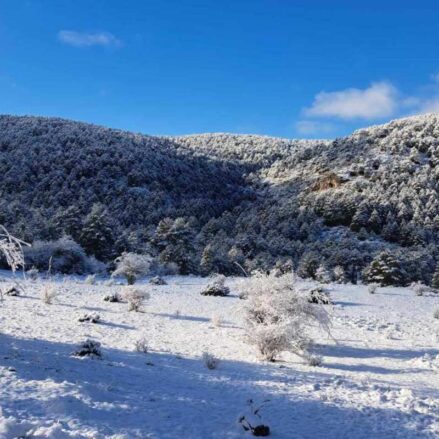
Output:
[
  {"xmin": 239, "ymin": 273, "xmax": 330, "ymax": 362},
  {"xmin": 211, "ymin": 314, "xmax": 224, "ymax": 327},
  {"xmin": 103, "ymin": 292, "xmax": 121, "ymax": 302},
  {"xmin": 123, "ymin": 286, "xmax": 150, "ymax": 312},
  {"xmin": 200, "ymin": 275, "xmax": 230, "ymax": 297},
  {"xmin": 135, "ymin": 337, "xmax": 148, "ymax": 354},
  {"xmin": 202, "ymin": 352, "xmax": 220, "ymax": 370},
  {"xmin": 103, "ymin": 278, "xmax": 115, "ymax": 287},
  {"xmin": 149, "ymin": 276, "xmax": 167, "ymax": 285},
  {"xmin": 73, "ymin": 339, "xmax": 102, "ymax": 358},
  {"xmin": 85, "ymin": 274, "xmax": 96, "ymax": 285},
  {"xmin": 368, "ymin": 283, "xmax": 378, "ymax": 294},
  {"xmin": 112, "ymin": 252, "xmax": 152, "ymax": 285},
  {"xmin": 78, "ymin": 313, "xmax": 100, "ymax": 323},
  {"xmin": 24, "ymin": 237, "xmax": 98, "ymax": 274},
  {"xmin": 4, "ymin": 286, "xmax": 21, "ymax": 297},
  {"xmin": 239, "ymin": 399, "xmax": 271, "ymax": 437},
  {"xmin": 0, "ymin": 226, "xmax": 27, "ymax": 273},
  {"xmin": 411, "ymin": 281, "xmax": 430, "ymax": 296},
  {"xmin": 40, "ymin": 284, "xmax": 57, "ymax": 304},
  {"xmin": 26, "ymin": 267, "xmax": 39, "ymax": 281},
  {"xmin": 305, "ymin": 353, "xmax": 323, "ymax": 367},
  {"xmin": 308, "ymin": 287, "xmax": 331, "ymax": 305},
  {"xmin": 433, "ymin": 309, "xmax": 439, "ymax": 319}
]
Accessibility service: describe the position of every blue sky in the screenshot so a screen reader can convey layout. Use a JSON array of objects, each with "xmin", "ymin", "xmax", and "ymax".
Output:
[{"xmin": 1, "ymin": 1, "xmax": 439, "ymax": 138}]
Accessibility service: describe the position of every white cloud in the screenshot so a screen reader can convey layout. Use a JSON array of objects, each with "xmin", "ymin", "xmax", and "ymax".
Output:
[
  {"xmin": 418, "ymin": 97, "xmax": 439, "ymax": 113},
  {"xmin": 295, "ymin": 120, "xmax": 336, "ymax": 136},
  {"xmin": 58, "ymin": 30, "xmax": 121, "ymax": 48},
  {"xmin": 304, "ymin": 82, "xmax": 398, "ymax": 120}
]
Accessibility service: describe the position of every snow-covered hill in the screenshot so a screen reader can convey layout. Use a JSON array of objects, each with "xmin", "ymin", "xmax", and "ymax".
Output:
[
  {"xmin": 1, "ymin": 274, "xmax": 439, "ymax": 438},
  {"xmin": 1, "ymin": 114, "xmax": 439, "ymax": 282}
]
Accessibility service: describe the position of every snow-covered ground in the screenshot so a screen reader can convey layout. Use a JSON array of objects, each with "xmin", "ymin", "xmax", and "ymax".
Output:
[{"xmin": 1, "ymin": 274, "xmax": 439, "ymax": 438}]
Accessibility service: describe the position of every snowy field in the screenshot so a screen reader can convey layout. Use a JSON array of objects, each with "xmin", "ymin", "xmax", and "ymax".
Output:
[{"xmin": 1, "ymin": 274, "xmax": 439, "ymax": 438}]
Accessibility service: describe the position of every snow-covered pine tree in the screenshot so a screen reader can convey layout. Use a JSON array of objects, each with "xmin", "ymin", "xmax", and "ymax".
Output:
[
  {"xmin": 431, "ymin": 264, "xmax": 439, "ymax": 288},
  {"xmin": 315, "ymin": 264, "xmax": 332, "ymax": 283},
  {"xmin": 363, "ymin": 252, "xmax": 406, "ymax": 286},
  {"xmin": 333, "ymin": 265, "xmax": 347, "ymax": 283},
  {"xmin": 80, "ymin": 204, "xmax": 115, "ymax": 261}
]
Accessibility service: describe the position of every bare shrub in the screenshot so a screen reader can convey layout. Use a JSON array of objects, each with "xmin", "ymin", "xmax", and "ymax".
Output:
[
  {"xmin": 368, "ymin": 283, "xmax": 378, "ymax": 294},
  {"xmin": 411, "ymin": 281, "xmax": 430, "ymax": 296},
  {"xmin": 123, "ymin": 286, "xmax": 150, "ymax": 312},
  {"xmin": 0, "ymin": 226, "xmax": 27, "ymax": 273},
  {"xmin": 41, "ymin": 284, "xmax": 57, "ymax": 304},
  {"xmin": 135, "ymin": 337, "xmax": 148, "ymax": 354},
  {"xmin": 73, "ymin": 339, "xmax": 102, "ymax": 358},
  {"xmin": 202, "ymin": 352, "xmax": 220, "ymax": 370},
  {"xmin": 211, "ymin": 314, "xmax": 224, "ymax": 327},
  {"xmin": 201, "ymin": 275, "xmax": 230, "ymax": 297},
  {"xmin": 27, "ymin": 267, "xmax": 39, "ymax": 281},
  {"xmin": 238, "ymin": 273, "xmax": 330, "ymax": 362},
  {"xmin": 85, "ymin": 274, "xmax": 96, "ymax": 285},
  {"xmin": 112, "ymin": 252, "xmax": 152, "ymax": 285}
]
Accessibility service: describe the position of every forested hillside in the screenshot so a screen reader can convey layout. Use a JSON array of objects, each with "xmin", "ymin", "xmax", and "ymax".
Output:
[{"xmin": 1, "ymin": 114, "xmax": 439, "ymax": 283}]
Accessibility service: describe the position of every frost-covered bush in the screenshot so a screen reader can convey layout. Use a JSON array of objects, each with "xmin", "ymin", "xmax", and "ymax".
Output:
[
  {"xmin": 24, "ymin": 237, "xmax": 100, "ymax": 274},
  {"xmin": 368, "ymin": 283, "xmax": 378, "ymax": 294},
  {"xmin": 0, "ymin": 226, "xmax": 27, "ymax": 273},
  {"xmin": 308, "ymin": 287, "xmax": 331, "ymax": 305},
  {"xmin": 40, "ymin": 284, "xmax": 57, "ymax": 304},
  {"xmin": 112, "ymin": 252, "xmax": 152, "ymax": 285},
  {"xmin": 305, "ymin": 353, "xmax": 323, "ymax": 367},
  {"xmin": 202, "ymin": 352, "xmax": 220, "ymax": 370},
  {"xmin": 149, "ymin": 276, "xmax": 167, "ymax": 285},
  {"xmin": 123, "ymin": 286, "xmax": 150, "ymax": 312},
  {"xmin": 135, "ymin": 337, "xmax": 148, "ymax": 354},
  {"xmin": 103, "ymin": 292, "xmax": 121, "ymax": 303},
  {"xmin": 78, "ymin": 313, "xmax": 100, "ymax": 323},
  {"xmin": 200, "ymin": 275, "xmax": 230, "ymax": 297},
  {"xmin": 84, "ymin": 274, "xmax": 97, "ymax": 285},
  {"xmin": 26, "ymin": 267, "xmax": 39, "ymax": 281},
  {"xmin": 211, "ymin": 314, "xmax": 224, "ymax": 327},
  {"xmin": 239, "ymin": 273, "xmax": 330, "ymax": 361},
  {"xmin": 73, "ymin": 339, "xmax": 102, "ymax": 358},
  {"xmin": 4, "ymin": 286, "xmax": 21, "ymax": 296},
  {"xmin": 411, "ymin": 281, "xmax": 430, "ymax": 296}
]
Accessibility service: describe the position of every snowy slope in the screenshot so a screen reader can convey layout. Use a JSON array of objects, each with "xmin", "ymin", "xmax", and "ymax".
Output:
[{"xmin": 1, "ymin": 275, "xmax": 439, "ymax": 438}]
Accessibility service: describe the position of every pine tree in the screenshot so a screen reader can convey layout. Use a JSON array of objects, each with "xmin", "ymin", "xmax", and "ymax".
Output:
[
  {"xmin": 80, "ymin": 204, "xmax": 115, "ymax": 261},
  {"xmin": 363, "ymin": 252, "xmax": 406, "ymax": 286},
  {"xmin": 431, "ymin": 264, "xmax": 439, "ymax": 288},
  {"xmin": 200, "ymin": 244, "xmax": 215, "ymax": 274},
  {"xmin": 315, "ymin": 264, "xmax": 332, "ymax": 283},
  {"xmin": 333, "ymin": 265, "xmax": 347, "ymax": 283},
  {"xmin": 154, "ymin": 217, "xmax": 196, "ymax": 274}
]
